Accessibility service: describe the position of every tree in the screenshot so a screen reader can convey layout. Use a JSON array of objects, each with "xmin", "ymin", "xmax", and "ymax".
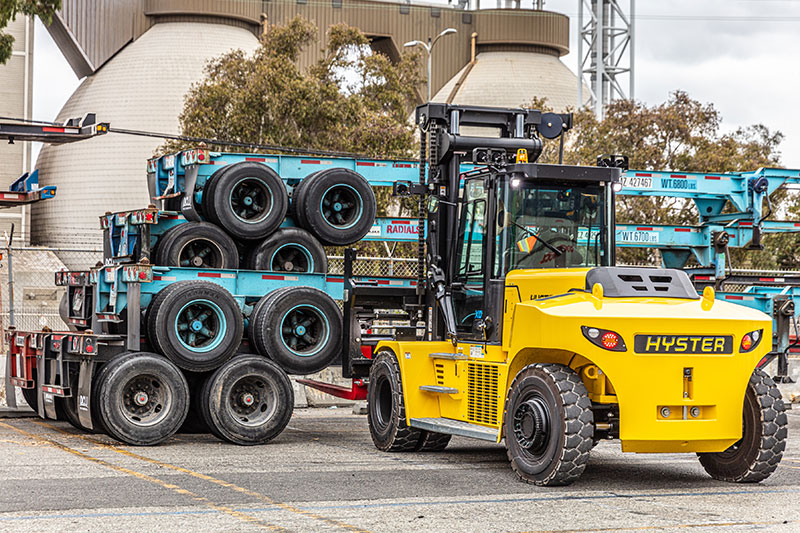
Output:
[
  {"xmin": 0, "ymin": 1, "xmax": 60, "ymax": 64},
  {"xmin": 167, "ymin": 16, "xmax": 421, "ymax": 159},
  {"xmin": 532, "ymin": 91, "xmax": 786, "ymax": 267}
]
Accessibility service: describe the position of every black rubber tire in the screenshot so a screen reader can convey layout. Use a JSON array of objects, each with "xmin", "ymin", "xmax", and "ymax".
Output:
[
  {"xmin": 196, "ymin": 165, "xmax": 233, "ymax": 220},
  {"xmin": 249, "ymin": 287, "xmax": 342, "ymax": 375},
  {"xmin": 247, "ymin": 227, "xmax": 328, "ymax": 273},
  {"xmin": 202, "ymin": 162, "xmax": 288, "ymax": 240},
  {"xmin": 294, "ymin": 169, "xmax": 376, "ymax": 246},
  {"xmin": 504, "ymin": 363, "xmax": 594, "ymax": 486},
  {"xmin": 289, "ymin": 171, "xmax": 318, "ymax": 229},
  {"xmin": 416, "ymin": 431, "xmax": 452, "ymax": 452},
  {"xmin": 21, "ymin": 385, "xmax": 38, "ymax": 412},
  {"xmin": 200, "ymin": 354, "xmax": 294, "ymax": 445},
  {"xmin": 96, "ymin": 352, "xmax": 190, "ymax": 446},
  {"xmin": 154, "ymin": 222, "xmax": 239, "ymax": 269},
  {"xmin": 148, "ymin": 281, "xmax": 244, "ymax": 372},
  {"xmin": 367, "ymin": 350, "xmax": 422, "ymax": 451},
  {"xmin": 698, "ymin": 368, "xmax": 788, "ymax": 483}
]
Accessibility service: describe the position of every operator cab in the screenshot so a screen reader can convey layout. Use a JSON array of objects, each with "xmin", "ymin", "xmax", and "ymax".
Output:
[{"xmin": 452, "ymin": 163, "xmax": 620, "ymax": 340}]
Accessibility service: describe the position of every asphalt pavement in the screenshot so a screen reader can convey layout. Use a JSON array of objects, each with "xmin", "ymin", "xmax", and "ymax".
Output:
[{"xmin": 0, "ymin": 407, "xmax": 799, "ymax": 532}]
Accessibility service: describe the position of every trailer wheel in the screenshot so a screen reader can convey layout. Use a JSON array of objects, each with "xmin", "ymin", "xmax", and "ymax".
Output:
[
  {"xmin": 504, "ymin": 363, "xmax": 593, "ymax": 486},
  {"xmin": 250, "ymin": 287, "xmax": 341, "ymax": 375},
  {"xmin": 416, "ymin": 431, "xmax": 451, "ymax": 452},
  {"xmin": 149, "ymin": 281, "xmax": 244, "ymax": 372},
  {"xmin": 96, "ymin": 352, "xmax": 189, "ymax": 446},
  {"xmin": 368, "ymin": 350, "xmax": 421, "ymax": 451},
  {"xmin": 289, "ymin": 171, "xmax": 318, "ymax": 229},
  {"xmin": 247, "ymin": 227, "xmax": 327, "ymax": 273},
  {"xmin": 203, "ymin": 162, "xmax": 287, "ymax": 240},
  {"xmin": 698, "ymin": 369, "xmax": 787, "ymax": 482},
  {"xmin": 200, "ymin": 354, "xmax": 293, "ymax": 445},
  {"xmin": 154, "ymin": 222, "xmax": 239, "ymax": 269},
  {"xmin": 294, "ymin": 169, "xmax": 376, "ymax": 246}
]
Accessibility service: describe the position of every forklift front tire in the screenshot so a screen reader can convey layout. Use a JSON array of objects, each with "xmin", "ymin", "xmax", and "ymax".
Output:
[
  {"xmin": 504, "ymin": 363, "xmax": 594, "ymax": 486},
  {"xmin": 697, "ymin": 368, "xmax": 787, "ymax": 483},
  {"xmin": 368, "ymin": 350, "xmax": 422, "ymax": 452}
]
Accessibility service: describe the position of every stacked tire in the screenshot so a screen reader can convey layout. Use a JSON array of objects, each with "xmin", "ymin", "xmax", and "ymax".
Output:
[{"xmin": 154, "ymin": 163, "xmax": 376, "ymax": 274}]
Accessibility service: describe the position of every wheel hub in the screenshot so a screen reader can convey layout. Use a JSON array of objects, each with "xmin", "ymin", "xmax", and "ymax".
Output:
[
  {"xmin": 190, "ymin": 320, "xmax": 204, "ymax": 332},
  {"xmin": 240, "ymin": 392, "xmax": 255, "ymax": 407},
  {"xmin": 283, "ymin": 261, "xmax": 295, "ymax": 271},
  {"xmin": 191, "ymin": 256, "xmax": 203, "ymax": 267},
  {"xmin": 514, "ymin": 397, "xmax": 550, "ymax": 453},
  {"xmin": 134, "ymin": 391, "xmax": 149, "ymax": 406},
  {"xmin": 295, "ymin": 325, "xmax": 306, "ymax": 336},
  {"xmin": 333, "ymin": 202, "xmax": 342, "ymax": 212},
  {"xmin": 243, "ymin": 196, "xmax": 253, "ymax": 206}
]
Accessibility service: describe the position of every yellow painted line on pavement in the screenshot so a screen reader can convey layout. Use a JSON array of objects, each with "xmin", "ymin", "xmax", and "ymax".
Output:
[
  {"xmin": 34, "ymin": 420, "xmax": 370, "ymax": 533},
  {"xmin": 0, "ymin": 420, "xmax": 284, "ymax": 532}
]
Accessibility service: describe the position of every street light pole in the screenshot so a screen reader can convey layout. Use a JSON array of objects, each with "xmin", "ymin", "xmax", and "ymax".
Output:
[{"xmin": 404, "ymin": 28, "xmax": 457, "ymax": 102}]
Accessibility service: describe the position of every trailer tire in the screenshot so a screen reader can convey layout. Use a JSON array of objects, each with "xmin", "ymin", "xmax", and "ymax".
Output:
[
  {"xmin": 203, "ymin": 162, "xmax": 288, "ymax": 240},
  {"xmin": 179, "ymin": 371, "xmax": 211, "ymax": 434},
  {"xmin": 149, "ymin": 281, "xmax": 244, "ymax": 372},
  {"xmin": 57, "ymin": 369, "xmax": 84, "ymax": 431},
  {"xmin": 698, "ymin": 369, "xmax": 787, "ymax": 483},
  {"xmin": 200, "ymin": 354, "xmax": 293, "ymax": 445},
  {"xmin": 96, "ymin": 352, "xmax": 189, "ymax": 446},
  {"xmin": 416, "ymin": 431, "xmax": 451, "ymax": 452},
  {"xmin": 250, "ymin": 287, "xmax": 341, "ymax": 375},
  {"xmin": 289, "ymin": 172, "xmax": 317, "ymax": 229},
  {"xmin": 154, "ymin": 222, "xmax": 239, "ymax": 269},
  {"xmin": 247, "ymin": 227, "xmax": 327, "ymax": 273},
  {"xmin": 367, "ymin": 350, "xmax": 422, "ymax": 451},
  {"xmin": 294, "ymin": 169, "xmax": 376, "ymax": 246},
  {"xmin": 504, "ymin": 363, "xmax": 593, "ymax": 486}
]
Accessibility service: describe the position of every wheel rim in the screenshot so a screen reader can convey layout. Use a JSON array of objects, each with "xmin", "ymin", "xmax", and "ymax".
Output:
[
  {"xmin": 319, "ymin": 184, "xmax": 363, "ymax": 230},
  {"xmin": 269, "ymin": 243, "xmax": 313, "ymax": 272},
  {"xmin": 178, "ymin": 238, "xmax": 224, "ymax": 268},
  {"xmin": 513, "ymin": 393, "xmax": 551, "ymax": 457},
  {"xmin": 229, "ymin": 177, "xmax": 274, "ymax": 224},
  {"xmin": 174, "ymin": 299, "xmax": 227, "ymax": 353},
  {"xmin": 279, "ymin": 304, "xmax": 330, "ymax": 357},
  {"xmin": 120, "ymin": 374, "xmax": 172, "ymax": 427},
  {"xmin": 226, "ymin": 374, "xmax": 278, "ymax": 427},
  {"xmin": 374, "ymin": 374, "xmax": 392, "ymax": 430}
]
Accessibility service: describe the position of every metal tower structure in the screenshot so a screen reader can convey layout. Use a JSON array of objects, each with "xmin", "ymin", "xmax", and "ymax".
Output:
[{"xmin": 577, "ymin": 0, "xmax": 635, "ymax": 119}]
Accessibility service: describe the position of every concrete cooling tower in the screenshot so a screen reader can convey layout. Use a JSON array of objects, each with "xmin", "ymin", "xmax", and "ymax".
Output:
[{"xmin": 32, "ymin": 22, "xmax": 259, "ymax": 257}]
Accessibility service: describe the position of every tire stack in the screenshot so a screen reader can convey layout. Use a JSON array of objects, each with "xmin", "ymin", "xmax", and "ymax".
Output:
[{"xmin": 96, "ymin": 162, "xmax": 376, "ymax": 446}]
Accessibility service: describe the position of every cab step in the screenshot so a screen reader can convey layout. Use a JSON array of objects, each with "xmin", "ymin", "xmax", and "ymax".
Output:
[
  {"xmin": 428, "ymin": 352, "xmax": 466, "ymax": 360},
  {"xmin": 419, "ymin": 385, "xmax": 459, "ymax": 394},
  {"xmin": 409, "ymin": 417, "xmax": 499, "ymax": 442}
]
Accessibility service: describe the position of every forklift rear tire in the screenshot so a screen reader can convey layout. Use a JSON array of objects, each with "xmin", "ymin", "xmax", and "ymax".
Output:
[
  {"xmin": 148, "ymin": 281, "xmax": 244, "ymax": 372},
  {"xmin": 155, "ymin": 222, "xmax": 239, "ymax": 269},
  {"xmin": 367, "ymin": 350, "xmax": 422, "ymax": 452},
  {"xmin": 697, "ymin": 369, "xmax": 787, "ymax": 483},
  {"xmin": 200, "ymin": 354, "xmax": 294, "ymax": 445},
  {"xmin": 247, "ymin": 227, "xmax": 327, "ymax": 273},
  {"xmin": 504, "ymin": 363, "xmax": 594, "ymax": 486},
  {"xmin": 293, "ymin": 169, "xmax": 376, "ymax": 246},
  {"xmin": 96, "ymin": 352, "xmax": 189, "ymax": 446},
  {"xmin": 203, "ymin": 162, "xmax": 288, "ymax": 241},
  {"xmin": 415, "ymin": 431, "xmax": 451, "ymax": 452},
  {"xmin": 250, "ymin": 287, "xmax": 342, "ymax": 375}
]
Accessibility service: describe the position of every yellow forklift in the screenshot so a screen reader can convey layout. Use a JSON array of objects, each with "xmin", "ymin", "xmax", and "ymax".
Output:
[{"xmin": 342, "ymin": 104, "xmax": 787, "ymax": 486}]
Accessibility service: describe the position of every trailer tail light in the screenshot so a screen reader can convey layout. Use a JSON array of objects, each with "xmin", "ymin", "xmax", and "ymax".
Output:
[
  {"xmin": 146, "ymin": 158, "xmax": 158, "ymax": 173},
  {"xmin": 740, "ymin": 329, "xmax": 763, "ymax": 353},
  {"xmin": 180, "ymin": 148, "xmax": 209, "ymax": 166},
  {"xmin": 582, "ymin": 326, "xmax": 627, "ymax": 352}
]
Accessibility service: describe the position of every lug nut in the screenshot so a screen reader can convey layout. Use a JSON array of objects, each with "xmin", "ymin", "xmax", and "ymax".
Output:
[
  {"xmin": 690, "ymin": 407, "xmax": 701, "ymax": 418},
  {"xmin": 660, "ymin": 407, "xmax": 671, "ymax": 418}
]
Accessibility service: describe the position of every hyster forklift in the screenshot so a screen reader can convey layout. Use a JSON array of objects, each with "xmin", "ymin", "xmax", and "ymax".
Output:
[{"xmin": 344, "ymin": 104, "xmax": 787, "ymax": 486}]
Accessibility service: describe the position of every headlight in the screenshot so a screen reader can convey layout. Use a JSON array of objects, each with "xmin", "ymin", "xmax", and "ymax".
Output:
[
  {"xmin": 582, "ymin": 326, "xmax": 627, "ymax": 352},
  {"xmin": 739, "ymin": 329, "xmax": 763, "ymax": 353}
]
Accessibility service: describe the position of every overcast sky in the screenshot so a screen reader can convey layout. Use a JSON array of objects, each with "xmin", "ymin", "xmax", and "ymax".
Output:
[{"xmin": 31, "ymin": 0, "xmax": 800, "ymax": 167}]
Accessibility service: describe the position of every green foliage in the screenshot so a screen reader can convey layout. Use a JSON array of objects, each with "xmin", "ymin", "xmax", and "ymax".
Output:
[
  {"xmin": 531, "ymin": 91, "xmax": 788, "ymax": 268},
  {"xmin": 0, "ymin": 0, "xmax": 60, "ymax": 64}
]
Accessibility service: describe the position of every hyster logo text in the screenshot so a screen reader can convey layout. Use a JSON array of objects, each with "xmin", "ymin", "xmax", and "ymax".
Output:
[{"xmin": 633, "ymin": 335, "xmax": 733, "ymax": 354}]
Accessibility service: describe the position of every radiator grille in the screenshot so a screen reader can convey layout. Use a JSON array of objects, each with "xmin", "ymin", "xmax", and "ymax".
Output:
[
  {"xmin": 434, "ymin": 363, "xmax": 445, "ymax": 386},
  {"xmin": 467, "ymin": 362, "xmax": 499, "ymax": 425}
]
